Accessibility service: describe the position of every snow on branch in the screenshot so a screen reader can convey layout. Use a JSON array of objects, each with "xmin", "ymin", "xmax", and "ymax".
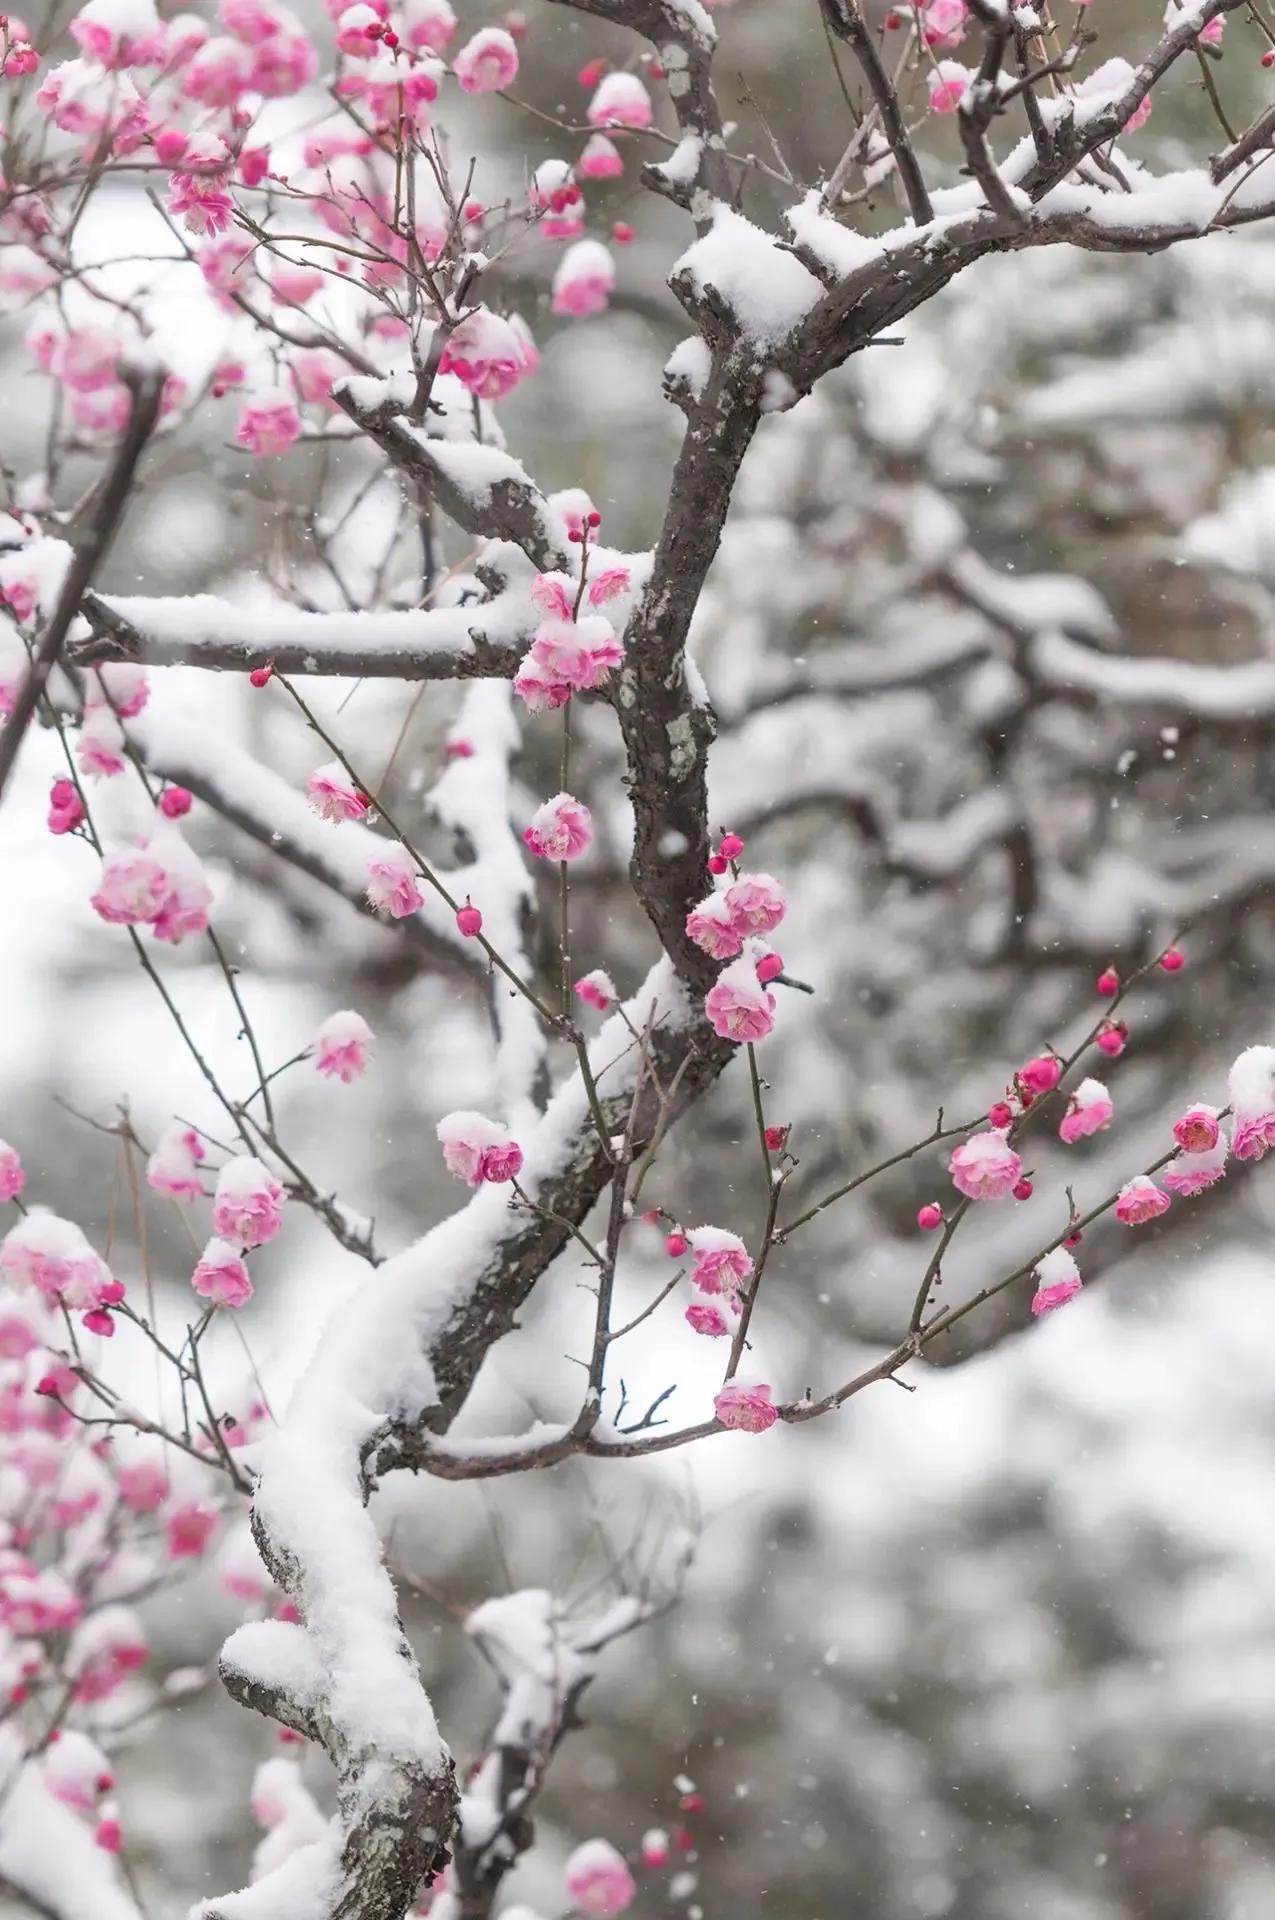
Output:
[
  {"xmin": 73, "ymin": 590, "xmax": 532, "ymax": 681},
  {"xmin": 336, "ymin": 383, "xmax": 573, "ymax": 575},
  {"xmin": 204, "ymin": 966, "xmax": 730, "ymax": 1920}
]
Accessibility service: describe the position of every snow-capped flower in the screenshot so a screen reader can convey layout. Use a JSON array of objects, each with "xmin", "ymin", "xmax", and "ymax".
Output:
[
  {"xmin": 1172, "ymin": 1103, "xmax": 1221, "ymax": 1154},
  {"xmin": 67, "ymin": 1605, "xmax": 148, "ymax": 1702},
  {"xmin": 587, "ymin": 70, "xmax": 653, "ymax": 127},
  {"xmin": 705, "ymin": 954, "xmax": 775, "ymax": 1044},
  {"xmin": 923, "ymin": 0, "xmax": 968, "ymax": 45},
  {"xmin": 523, "ymin": 793, "xmax": 592, "ymax": 861},
  {"xmin": 306, "ymin": 761, "xmax": 369, "ymax": 823},
  {"xmin": 564, "ymin": 1839, "xmax": 637, "ymax": 1916},
  {"xmin": 948, "ymin": 1129, "xmax": 1022, "ymax": 1200},
  {"xmin": 1229, "ymin": 1045, "xmax": 1275, "ymax": 1160},
  {"xmin": 191, "ymin": 1237, "xmax": 253, "ymax": 1308},
  {"xmin": 314, "ymin": 1009, "xmax": 374, "ymax": 1082},
  {"xmin": 401, "ymin": 0, "xmax": 455, "ymax": 48},
  {"xmin": 686, "ymin": 893, "xmax": 743, "ymax": 960},
  {"xmin": 367, "ymin": 843, "xmax": 424, "ymax": 917},
  {"xmin": 76, "ymin": 704, "xmax": 127, "ymax": 778},
  {"xmin": 439, "ymin": 306, "xmax": 528, "ymax": 401},
  {"xmin": 451, "ymin": 24, "xmax": 517, "ymax": 92},
  {"xmin": 723, "ymin": 873, "xmax": 786, "ymax": 936},
  {"xmin": 578, "ymin": 132, "xmax": 624, "ymax": 179},
  {"xmin": 1162, "ymin": 1135, "xmax": 1229, "ymax": 1196},
  {"xmin": 687, "ymin": 1225, "xmax": 752, "ymax": 1298},
  {"xmin": 713, "ymin": 1378, "xmax": 779, "ymax": 1434},
  {"xmin": 0, "ymin": 1142, "xmax": 23, "ymax": 1205},
  {"xmin": 1030, "ymin": 1247, "xmax": 1083, "ymax": 1316},
  {"xmin": 90, "ymin": 847, "xmax": 164, "ymax": 924},
  {"xmin": 1113, "ymin": 1176, "xmax": 1171, "ymax": 1226},
  {"xmin": 234, "ymin": 391, "xmax": 301, "ymax": 456},
  {"xmin": 212, "ymin": 1156, "xmax": 285, "ymax": 1248},
  {"xmin": 436, "ymin": 1111, "xmax": 523, "ymax": 1185},
  {"xmin": 927, "ymin": 60, "xmax": 970, "ymax": 113},
  {"xmin": 1, "ymin": 1211, "xmax": 116, "ymax": 1309},
  {"xmin": 551, "ymin": 240, "xmax": 615, "ymax": 318},
  {"xmin": 146, "ymin": 1124, "xmax": 206, "ymax": 1202},
  {"xmin": 574, "ymin": 970, "xmax": 616, "ymax": 1012},
  {"xmin": 1058, "ymin": 1078, "xmax": 1113, "ymax": 1144},
  {"xmin": 685, "ymin": 1302, "xmax": 729, "ymax": 1337},
  {"xmin": 41, "ymin": 1730, "xmax": 111, "ymax": 1811}
]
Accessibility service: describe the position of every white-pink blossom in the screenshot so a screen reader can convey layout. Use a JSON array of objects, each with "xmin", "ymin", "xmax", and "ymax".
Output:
[
  {"xmin": 367, "ymin": 843, "xmax": 424, "ymax": 917},
  {"xmin": 306, "ymin": 761, "xmax": 369, "ymax": 822},
  {"xmin": 552, "ymin": 240, "xmax": 615, "ymax": 319},
  {"xmin": 587, "ymin": 70, "xmax": 653, "ymax": 128},
  {"xmin": 948, "ymin": 1130, "xmax": 1022, "ymax": 1200},
  {"xmin": 146, "ymin": 1124, "xmax": 206, "ymax": 1202},
  {"xmin": 1031, "ymin": 1246, "xmax": 1083, "ymax": 1316},
  {"xmin": 314, "ymin": 1009, "xmax": 374, "ymax": 1082},
  {"xmin": 564, "ymin": 1838, "xmax": 637, "ymax": 1916},
  {"xmin": 211, "ymin": 1155, "xmax": 285, "ymax": 1248},
  {"xmin": 523, "ymin": 793, "xmax": 593, "ymax": 861},
  {"xmin": 191, "ymin": 1236, "xmax": 254, "ymax": 1308},
  {"xmin": 1058, "ymin": 1078, "xmax": 1113, "ymax": 1144},
  {"xmin": 451, "ymin": 25, "xmax": 517, "ymax": 92},
  {"xmin": 713, "ymin": 1378, "xmax": 779, "ymax": 1434},
  {"xmin": 436, "ymin": 1111, "xmax": 523, "ymax": 1185}
]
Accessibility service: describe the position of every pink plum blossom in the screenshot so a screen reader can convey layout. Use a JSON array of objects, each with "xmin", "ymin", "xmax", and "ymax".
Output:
[
  {"xmin": 314, "ymin": 1009, "xmax": 374, "ymax": 1082},
  {"xmin": 212, "ymin": 1157, "xmax": 285, "ymax": 1248},
  {"xmin": 723, "ymin": 873, "xmax": 786, "ymax": 936},
  {"xmin": 687, "ymin": 1225, "xmax": 752, "ymax": 1298},
  {"xmin": 705, "ymin": 954, "xmax": 775, "ymax": 1044},
  {"xmin": 271, "ymin": 262, "xmax": 325, "ymax": 305},
  {"xmin": 1058, "ymin": 1078, "xmax": 1113, "ymax": 1144},
  {"xmin": 41, "ymin": 1731, "xmax": 110, "ymax": 1810},
  {"xmin": 564, "ymin": 1839, "xmax": 637, "ymax": 1916},
  {"xmin": 146, "ymin": 1124, "xmax": 206, "ymax": 1202},
  {"xmin": 579, "ymin": 133, "xmax": 624, "ymax": 179},
  {"xmin": 306, "ymin": 761, "xmax": 369, "ymax": 822},
  {"xmin": 292, "ymin": 348, "xmax": 346, "ymax": 408},
  {"xmin": 167, "ymin": 172, "xmax": 235, "ymax": 236},
  {"xmin": 1228, "ymin": 1045, "xmax": 1275, "ymax": 1160},
  {"xmin": 67, "ymin": 1605, "xmax": 149, "ymax": 1702},
  {"xmin": 574, "ymin": 970, "xmax": 616, "ymax": 1011},
  {"xmin": 451, "ymin": 25, "xmax": 518, "ymax": 92},
  {"xmin": 191, "ymin": 1237, "xmax": 254, "ymax": 1308},
  {"xmin": 552, "ymin": 240, "xmax": 615, "ymax": 318},
  {"xmin": 0, "ymin": 1212, "xmax": 116, "ymax": 1309},
  {"xmin": 1162, "ymin": 1138, "xmax": 1229, "ymax": 1196},
  {"xmin": 76, "ymin": 704, "xmax": 127, "ymax": 779},
  {"xmin": 1017, "ymin": 1054, "xmax": 1060, "ymax": 1097},
  {"xmin": 1030, "ymin": 1246, "xmax": 1083, "ymax": 1316},
  {"xmin": 923, "ymin": 0, "xmax": 967, "ymax": 45},
  {"xmin": 437, "ymin": 1111, "xmax": 523, "ymax": 1185},
  {"xmin": 927, "ymin": 60, "xmax": 970, "ymax": 113},
  {"xmin": 400, "ymin": 0, "xmax": 455, "ymax": 47},
  {"xmin": 1173, "ymin": 1103, "xmax": 1221, "ymax": 1153},
  {"xmin": 587, "ymin": 70, "xmax": 653, "ymax": 127},
  {"xmin": 85, "ymin": 660, "xmax": 150, "ymax": 718},
  {"xmin": 235, "ymin": 392, "xmax": 302, "ymax": 456},
  {"xmin": 1075, "ymin": 56, "xmax": 1152, "ymax": 132},
  {"xmin": 0, "ymin": 1142, "xmax": 23, "ymax": 1205},
  {"xmin": 523, "ymin": 793, "xmax": 593, "ymax": 861},
  {"xmin": 713, "ymin": 1378, "xmax": 779, "ymax": 1433},
  {"xmin": 1114, "ymin": 1176, "xmax": 1170, "ymax": 1226},
  {"xmin": 165, "ymin": 1502, "xmax": 218, "ymax": 1558},
  {"xmin": 115, "ymin": 1455, "xmax": 169, "ymax": 1512},
  {"xmin": 48, "ymin": 778, "xmax": 85, "ymax": 835},
  {"xmin": 367, "ymin": 844, "xmax": 424, "ymax": 917},
  {"xmin": 948, "ymin": 1130, "xmax": 1022, "ymax": 1200},
  {"xmin": 90, "ymin": 847, "xmax": 168, "ymax": 926},
  {"xmin": 440, "ymin": 307, "xmax": 528, "ymax": 400},
  {"xmin": 685, "ymin": 1302, "xmax": 729, "ymax": 1337}
]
